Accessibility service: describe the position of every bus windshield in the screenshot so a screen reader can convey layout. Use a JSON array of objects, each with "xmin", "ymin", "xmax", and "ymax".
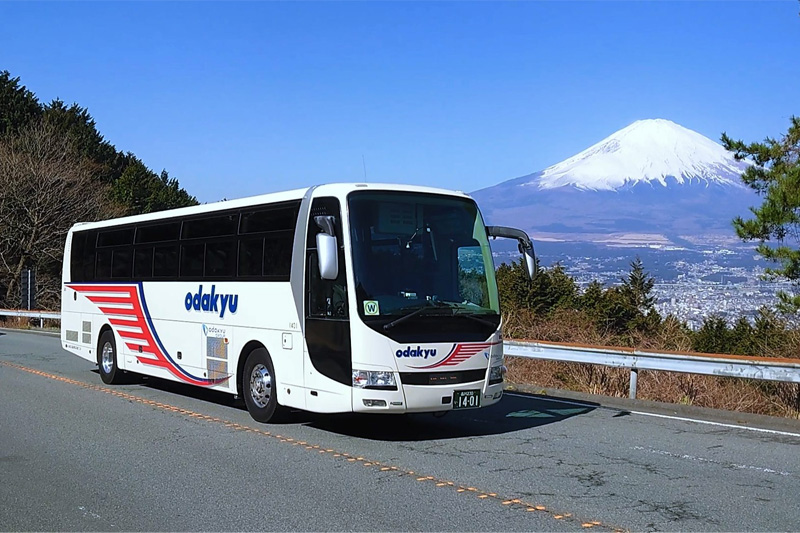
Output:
[{"xmin": 348, "ymin": 191, "xmax": 500, "ymax": 328}]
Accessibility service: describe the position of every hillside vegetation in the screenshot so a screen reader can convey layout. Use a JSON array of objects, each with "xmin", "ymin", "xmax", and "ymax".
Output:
[
  {"xmin": 497, "ymin": 258, "xmax": 800, "ymax": 418},
  {"xmin": 0, "ymin": 71, "xmax": 197, "ymax": 309}
]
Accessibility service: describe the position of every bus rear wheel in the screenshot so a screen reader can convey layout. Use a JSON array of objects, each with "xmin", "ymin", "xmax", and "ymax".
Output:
[
  {"xmin": 98, "ymin": 330, "xmax": 125, "ymax": 385},
  {"xmin": 243, "ymin": 348, "xmax": 288, "ymax": 423}
]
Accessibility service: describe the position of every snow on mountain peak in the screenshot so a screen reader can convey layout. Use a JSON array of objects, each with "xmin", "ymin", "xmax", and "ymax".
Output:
[{"xmin": 532, "ymin": 118, "xmax": 748, "ymax": 191}]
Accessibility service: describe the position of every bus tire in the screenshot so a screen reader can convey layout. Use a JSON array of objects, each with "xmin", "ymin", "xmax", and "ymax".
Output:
[
  {"xmin": 243, "ymin": 348, "xmax": 287, "ymax": 423},
  {"xmin": 98, "ymin": 330, "xmax": 124, "ymax": 385}
]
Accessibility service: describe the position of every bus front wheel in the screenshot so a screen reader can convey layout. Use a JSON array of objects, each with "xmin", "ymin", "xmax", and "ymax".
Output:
[
  {"xmin": 243, "ymin": 348, "xmax": 286, "ymax": 423},
  {"xmin": 98, "ymin": 330, "xmax": 124, "ymax": 385}
]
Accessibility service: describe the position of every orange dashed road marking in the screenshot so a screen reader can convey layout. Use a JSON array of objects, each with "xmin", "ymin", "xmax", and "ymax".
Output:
[{"xmin": 1, "ymin": 360, "xmax": 620, "ymax": 531}]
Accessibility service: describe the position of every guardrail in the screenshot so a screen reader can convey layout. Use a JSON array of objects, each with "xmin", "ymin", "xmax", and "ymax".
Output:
[
  {"xmin": 3, "ymin": 309, "xmax": 798, "ymax": 399},
  {"xmin": 0, "ymin": 309, "xmax": 61, "ymax": 328},
  {"xmin": 504, "ymin": 340, "xmax": 800, "ymax": 398}
]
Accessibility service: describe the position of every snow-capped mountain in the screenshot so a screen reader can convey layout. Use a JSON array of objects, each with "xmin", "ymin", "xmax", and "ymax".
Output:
[
  {"xmin": 472, "ymin": 119, "xmax": 757, "ymax": 246},
  {"xmin": 534, "ymin": 119, "xmax": 748, "ymax": 191}
]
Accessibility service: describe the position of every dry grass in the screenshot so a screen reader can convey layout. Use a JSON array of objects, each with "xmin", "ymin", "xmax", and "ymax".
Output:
[
  {"xmin": 0, "ymin": 315, "xmax": 59, "ymax": 331},
  {"xmin": 507, "ymin": 358, "xmax": 800, "ymax": 418},
  {"xmin": 504, "ymin": 309, "xmax": 800, "ymax": 419},
  {"xmin": 0, "ymin": 315, "xmax": 33, "ymax": 329}
]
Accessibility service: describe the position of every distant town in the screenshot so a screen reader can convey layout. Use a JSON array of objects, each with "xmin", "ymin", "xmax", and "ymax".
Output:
[{"xmin": 494, "ymin": 241, "xmax": 793, "ymax": 330}]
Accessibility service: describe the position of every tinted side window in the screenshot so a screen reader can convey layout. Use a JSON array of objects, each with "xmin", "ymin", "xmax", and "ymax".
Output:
[
  {"xmin": 206, "ymin": 241, "xmax": 236, "ymax": 277},
  {"xmin": 98, "ymin": 228, "xmax": 134, "ymax": 247},
  {"xmin": 238, "ymin": 238, "xmax": 263, "ymax": 277},
  {"xmin": 70, "ymin": 231, "xmax": 96, "ymax": 282},
  {"xmin": 180, "ymin": 243, "xmax": 205, "ymax": 278},
  {"xmin": 306, "ymin": 197, "xmax": 347, "ymax": 318},
  {"xmin": 111, "ymin": 249, "xmax": 132, "ymax": 279},
  {"xmin": 134, "ymin": 248, "xmax": 154, "ymax": 278},
  {"xmin": 240, "ymin": 204, "xmax": 299, "ymax": 234},
  {"xmin": 96, "ymin": 248, "xmax": 112, "ymax": 280},
  {"xmin": 264, "ymin": 235, "xmax": 293, "ymax": 279},
  {"xmin": 182, "ymin": 214, "xmax": 238, "ymax": 239},
  {"xmin": 136, "ymin": 222, "xmax": 180, "ymax": 244},
  {"xmin": 154, "ymin": 245, "xmax": 178, "ymax": 278}
]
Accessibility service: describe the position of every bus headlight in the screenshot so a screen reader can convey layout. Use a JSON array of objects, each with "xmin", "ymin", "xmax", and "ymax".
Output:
[
  {"xmin": 352, "ymin": 369, "xmax": 397, "ymax": 390},
  {"xmin": 489, "ymin": 364, "xmax": 506, "ymax": 385}
]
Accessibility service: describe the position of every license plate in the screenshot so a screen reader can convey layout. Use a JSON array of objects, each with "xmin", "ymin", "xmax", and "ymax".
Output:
[{"xmin": 453, "ymin": 389, "xmax": 481, "ymax": 410}]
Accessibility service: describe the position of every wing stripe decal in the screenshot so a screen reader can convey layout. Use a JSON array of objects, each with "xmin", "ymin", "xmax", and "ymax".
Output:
[
  {"xmin": 67, "ymin": 283, "xmax": 229, "ymax": 387},
  {"xmin": 412, "ymin": 342, "xmax": 498, "ymax": 370}
]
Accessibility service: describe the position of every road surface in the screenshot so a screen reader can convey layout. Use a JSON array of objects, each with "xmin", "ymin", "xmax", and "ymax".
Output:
[{"xmin": 1, "ymin": 329, "xmax": 798, "ymax": 531}]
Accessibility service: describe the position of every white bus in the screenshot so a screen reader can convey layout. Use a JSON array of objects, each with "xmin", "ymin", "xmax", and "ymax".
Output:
[{"xmin": 61, "ymin": 183, "xmax": 536, "ymax": 422}]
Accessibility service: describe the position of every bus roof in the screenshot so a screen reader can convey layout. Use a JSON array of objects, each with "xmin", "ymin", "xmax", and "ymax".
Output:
[{"xmin": 67, "ymin": 182, "xmax": 472, "ymax": 233}]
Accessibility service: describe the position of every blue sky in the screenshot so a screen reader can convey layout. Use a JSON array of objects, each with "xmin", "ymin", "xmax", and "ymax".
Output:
[{"xmin": 2, "ymin": 1, "xmax": 798, "ymax": 203}]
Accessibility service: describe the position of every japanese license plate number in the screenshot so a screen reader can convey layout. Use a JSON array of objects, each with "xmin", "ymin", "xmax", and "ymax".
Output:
[{"xmin": 453, "ymin": 389, "xmax": 481, "ymax": 410}]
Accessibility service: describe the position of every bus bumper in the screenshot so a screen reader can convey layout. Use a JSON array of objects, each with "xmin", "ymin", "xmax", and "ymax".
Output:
[{"xmin": 352, "ymin": 380, "xmax": 504, "ymax": 414}]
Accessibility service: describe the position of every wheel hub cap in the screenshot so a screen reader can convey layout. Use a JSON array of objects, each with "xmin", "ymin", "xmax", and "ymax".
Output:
[
  {"xmin": 101, "ymin": 342, "xmax": 114, "ymax": 374},
  {"xmin": 249, "ymin": 364, "xmax": 272, "ymax": 408}
]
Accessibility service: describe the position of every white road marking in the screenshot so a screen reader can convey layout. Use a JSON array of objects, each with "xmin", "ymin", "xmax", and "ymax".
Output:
[
  {"xmin": 506, "ymin": 392, "xmax": 800, "ymax": 438},
  {"xmin": 633, "ymin": 445, "xmax": 792, "ymax": 477},
  {"xmin": 627, "ymin": 410, "xmax": 800, "ymax": 438}
]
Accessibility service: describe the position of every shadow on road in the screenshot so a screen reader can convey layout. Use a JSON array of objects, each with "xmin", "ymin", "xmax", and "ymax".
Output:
[
  {"xmin": 307, "ymin": 392, "xmax": 598, "ymax": 441},
  {"xmin": 115, "ymin": 371, "xmax": 243, "ymax": 409},
  {"xmin": 131, "ymin": 373, "xmax": 598, "ymax": 441}
]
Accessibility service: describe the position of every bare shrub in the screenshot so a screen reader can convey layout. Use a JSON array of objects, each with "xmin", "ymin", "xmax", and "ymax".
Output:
[
  {"xmin": 503, "ymin": 308, "xmax": 800, "ymax": 419},
  {"xmin": 0, "ymin": 119, "xmax": 117, "ymax": 309},
  {"xmin": 0, "ymin": 315, "xmax": 32, "ymax": 329}
]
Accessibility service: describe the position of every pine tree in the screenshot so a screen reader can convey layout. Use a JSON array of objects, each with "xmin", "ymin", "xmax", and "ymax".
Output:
[
  {"xmin": 692, "ymin": 316, "xmax": 732, "ymax": 354},
  {"xmin": 0, "ymin": 71, "xmax": 42, "ymax": 136},
  {"xmin": 722, "ymin": 117, "xmax": 800, "ymax": 312}
]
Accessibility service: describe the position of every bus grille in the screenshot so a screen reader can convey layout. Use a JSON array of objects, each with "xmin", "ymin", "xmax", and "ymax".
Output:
[
  {"xmin": 206, "ymin": 337, "xmax": 228, "ymax": 380},
  {"xmin": 399, "ymin": 369, "xmax": 485, "ymax": 386}
]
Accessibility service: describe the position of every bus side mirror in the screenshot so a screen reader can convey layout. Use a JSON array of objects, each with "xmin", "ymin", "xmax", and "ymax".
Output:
[
  {"xmin": 486, "ymin": 225, "xmax": 537, "ymax": 279},
  {"xmin": 521, "ymin": 242, "xmax": 536, "ymax": 279},
  {"xmin": 315, "ymin": 216, "xmax": 339, "ymax": 280}
]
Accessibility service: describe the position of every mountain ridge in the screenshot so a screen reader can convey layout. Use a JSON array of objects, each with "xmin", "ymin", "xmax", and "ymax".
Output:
[{"xmin": 471, "ymin": 119, "xmax": 757, "ymax": 246}]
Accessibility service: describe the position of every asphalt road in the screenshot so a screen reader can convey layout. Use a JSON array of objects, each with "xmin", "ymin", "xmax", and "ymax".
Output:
[{"xmin": 1, "ymin": 329, "xmax": 798, "ymax": 531}]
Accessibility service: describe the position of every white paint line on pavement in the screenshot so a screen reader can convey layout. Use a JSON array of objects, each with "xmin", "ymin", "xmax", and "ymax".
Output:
[
  {"xmin": 633, "ymin": 445, "xmax": 792, "ymax": 476},
  {"xmin": 506, "ymin": 392, "xmax": 800, "ymax": 438}
]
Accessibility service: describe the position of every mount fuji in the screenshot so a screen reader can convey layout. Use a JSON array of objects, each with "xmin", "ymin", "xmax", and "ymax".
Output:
[{"xmin": 471, "ymin": 119, "xmax": 757, "ymax": 247}]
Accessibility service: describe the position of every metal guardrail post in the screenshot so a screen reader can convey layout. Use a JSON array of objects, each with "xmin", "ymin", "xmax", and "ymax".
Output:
[
  {"xmin": 0, "ymin": 309, "xmax": 61, "ymax": 325},
  {"xmin": 503, "ymin": 340, "xmax": 800, "ymax": 387}
]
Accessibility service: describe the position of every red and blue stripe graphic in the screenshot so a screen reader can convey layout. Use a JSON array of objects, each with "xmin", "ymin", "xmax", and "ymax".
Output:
[
  {"xmin": 67, "ymin": 283, "xmax": 229, "ymax": 386},
  {"xmin": 411, "ymin": 342, "xmax": 497, "ymax": 369}
]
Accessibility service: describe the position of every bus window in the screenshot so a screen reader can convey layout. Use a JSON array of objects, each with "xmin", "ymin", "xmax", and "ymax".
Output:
[
  {"xmin": 180, "ymin": 243, "xmax": 205, "ymax": 278},
  {"xmin": 206, "ymin": 241, "xmax": 236, "ymax": 277},
  {"xmin": 153, "ymin": 245, "xmax": 178, "ymax": 278},
  {"xmin": 134, "ymin": 248, "xmax": 154, "ymax": 278}
]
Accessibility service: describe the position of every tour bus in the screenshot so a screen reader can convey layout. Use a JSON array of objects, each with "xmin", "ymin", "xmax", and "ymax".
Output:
[{"xmin": 61, "ymin": 183, "xmax": 536, "ymax": 422}]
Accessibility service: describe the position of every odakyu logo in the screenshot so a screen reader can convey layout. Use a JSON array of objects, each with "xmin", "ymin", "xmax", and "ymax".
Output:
[
  {"xmin": 395, "ymin": 345, "xmax": 437, "ymax": 359},
  {"xmin": 202, "ymin": 324, "xmax": 226, "ymax": 337},
  {"xmin": 184, "ymin": 285, "xmax": 238, "ymax": 318}
]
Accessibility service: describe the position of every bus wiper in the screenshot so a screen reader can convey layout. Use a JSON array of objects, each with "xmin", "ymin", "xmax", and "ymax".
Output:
[
  {"xmin": 382, "ymin": 300, "xmax": 453, "ymax": 331},
  {"xmin": 455, "ymin": 313, "xmax": 498, "ymax": 328}
]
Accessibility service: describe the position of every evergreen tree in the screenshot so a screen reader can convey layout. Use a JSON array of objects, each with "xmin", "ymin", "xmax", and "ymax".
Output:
[
  {"xmin": 495, "ymin": 260, "xmax": 577, "ymax": 316},
  {"xmin": 620, "ymin": 256, "xmax": 656, "ymax": 313},
  {"xmin": 43, "ymin": 99, "xmax": 128, "ymax": 184},
  {"xmin": 730, "ymin": 316, "xmax": 756, "ymax": 355},
  {"xmin": 692, "ymin": 316, "xmax": 732, "ymax": 354},
  {"xmin": 578, "ymin": 280, "xmax": 606, "ymax": 316},
  {"xmin": 0, "ymin": 70, "xmax": 42, "ymax": 135},
  {"xmin": 752, "ymin": 308, "xmax": 789, "ymax": 356},
  {"xmin": 722, "ymin": 117, "xmax": 800, "ymax": 312},
  {"xmin": 110, "ymin": 159, "xmax": 197, "ymax": 215}
]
